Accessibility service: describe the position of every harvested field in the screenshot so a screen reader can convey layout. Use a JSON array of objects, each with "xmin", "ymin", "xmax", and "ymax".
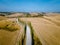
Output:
[
  {"xmin": 19, "ymin": 15, "xmax": 60, "ymax": 45},
  {"xmin": 0, "ymin": 18, "xmax": 25, "ymax": 45},
  {"xmin": 0, "ymin": 13, "xmax": 60, "ymax": 45}
]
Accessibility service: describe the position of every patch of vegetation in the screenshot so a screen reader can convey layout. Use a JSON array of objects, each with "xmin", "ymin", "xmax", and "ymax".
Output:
[
  {"xmin": 38, "ymin": 13, "xmax": 44, "ymax": 17},
  {"xmin": 25, "ymin": 13, "xmax": 31, "ymax": 17},
  {"xmin": 0, "ymin": 20, "xmax": 20, "ymax": 31},
  {"xmin": 0, "ymin": 12, "xmax": 15, "ymax": 15},
  {"xmin": 18, "ymin": 18, "xmax": 26, "ymax": 25}
]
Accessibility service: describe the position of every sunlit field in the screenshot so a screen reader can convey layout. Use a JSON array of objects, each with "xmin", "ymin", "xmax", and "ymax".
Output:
[
  {"xmin": 0, "ymin": 16, "xmax": 25, "ymax": 45},
  {"xmin": 0, "ymin": 13, "xmax": 60, "ymax": 45},
  {"xmin": 19, "ymin": 13, "xmax": 60, "ymax": 45}
]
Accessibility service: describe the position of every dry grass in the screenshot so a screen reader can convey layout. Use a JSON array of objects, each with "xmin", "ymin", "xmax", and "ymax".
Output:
[
  {"xmin": 28, "ymin": 22, "xmax": 42, "ymax": 45},
  {"xmin": 0, "ymin": 20, "xmax": 21, "ymax": 31},
  {"xmin": 0, "ymin": 18, "xmax": 25, "ymax": 45},
  {"xmin": 0, "ymin": 16, "xmax": 7, "ymax": 21},
  {"xmin": 19, "ymin": 14, "xmax": 60, "ymax": 45},
  {"xmin": 0, "ymin": 13, "xmax": 60, "ymax": 45}
]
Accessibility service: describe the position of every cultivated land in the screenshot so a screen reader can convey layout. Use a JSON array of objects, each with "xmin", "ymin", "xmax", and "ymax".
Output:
[
  {"xmin": 19, "ymin": 13, "xmax": 60, "ymax": 45},
  {"xmin": 0, "ymin": 18, "xmax": 25, "ymax": 45},
  {"xmin": 0, "ymin": 13, "xmax": 60, "ymax": 45}
]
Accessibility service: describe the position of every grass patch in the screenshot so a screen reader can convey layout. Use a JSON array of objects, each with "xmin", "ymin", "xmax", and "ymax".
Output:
[
  {"xmin": 18, "ymin": 18, "xmax": 26, "ymax": 25},
  {"xmin": 0, "ymin": 20, "xmax": 20, "ymax": 32}
]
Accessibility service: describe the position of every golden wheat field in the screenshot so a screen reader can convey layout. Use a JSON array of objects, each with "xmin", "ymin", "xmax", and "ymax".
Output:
[
  {"xmin": 0, "ymin": 13, "xmax": 60, "ymax": 45},
  {"xmin": 19, "ymin": 14, "xmax": 60, "ymax": 45},
  {"xmin": 0, "ymin": 17, "xmax": 25, "ymax": 45}
]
